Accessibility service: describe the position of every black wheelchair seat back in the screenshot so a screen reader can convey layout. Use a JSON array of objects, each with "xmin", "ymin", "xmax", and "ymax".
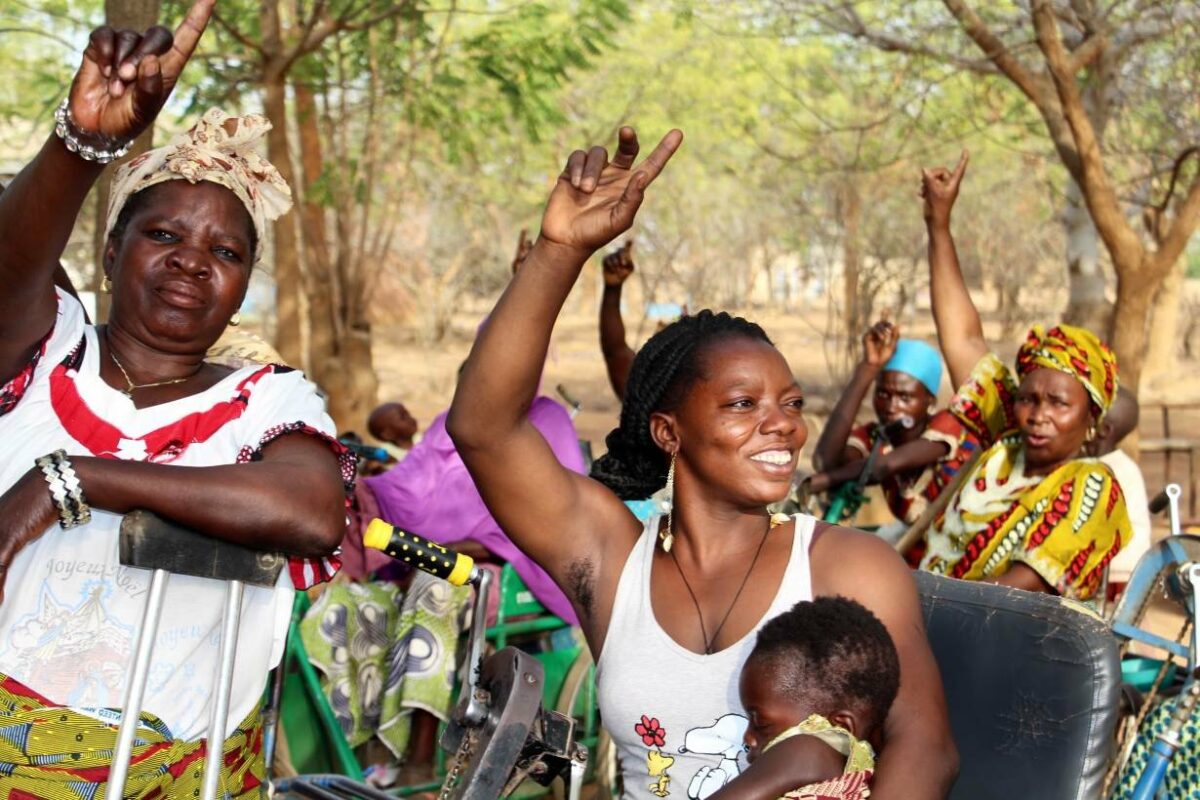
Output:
[{"xmin": 916, "ymin": 572, "xmax": 1120, "ymax": 800}]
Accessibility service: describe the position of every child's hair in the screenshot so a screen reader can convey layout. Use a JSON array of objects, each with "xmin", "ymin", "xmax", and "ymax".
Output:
[
  {"xmin": 589, "ymin": 309, "xmax": 772, "ymax": 500},
  {"xmin": 749, "ymin": 596, "xmax": 900, "ymax": 736}
]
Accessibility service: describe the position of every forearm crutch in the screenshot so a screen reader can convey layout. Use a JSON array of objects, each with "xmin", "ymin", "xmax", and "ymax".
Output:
[{"xmin": 110, "ymin": 511, "xmax": 285, "ymax": 800}]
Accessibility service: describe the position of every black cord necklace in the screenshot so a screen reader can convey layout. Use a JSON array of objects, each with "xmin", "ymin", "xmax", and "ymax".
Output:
[{"xmin": 668, "ymin": 515, "xmax": 779, "ymax": 655}]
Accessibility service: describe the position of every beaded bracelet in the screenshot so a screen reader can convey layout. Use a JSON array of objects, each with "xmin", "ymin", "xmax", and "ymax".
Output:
[
  {"xmin": 53, "ymin": 99, "xmax": 133, "ymax": 164},
  {"xmin": 34, "ymin": 449, "xmax": 92, "ymax": 529}
]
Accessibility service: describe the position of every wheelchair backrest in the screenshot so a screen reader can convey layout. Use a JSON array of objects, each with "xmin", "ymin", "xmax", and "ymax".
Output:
[{"xmin": 916, "ymin": 572, "xmax": 1120, "ymax": 800}]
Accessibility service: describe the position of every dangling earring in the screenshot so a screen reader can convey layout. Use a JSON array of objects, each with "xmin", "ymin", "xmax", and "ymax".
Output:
[
  {"xmin": 1086, "ymin": 424, "xmax": 1097, "ymax": 442},
  {"xmin": 102, "ymin": 277, "xmax": 112, "ymax": 294},
  {"xmin": 230, "ymin": 311, "xmax": 241, "ymax": 327},
  {"xmin": 660, "ymin": 452, "xmax": 677, "ymax": 553}
]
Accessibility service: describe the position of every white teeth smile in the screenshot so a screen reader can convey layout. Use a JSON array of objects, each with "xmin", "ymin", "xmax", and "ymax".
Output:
[{"xmin": 751, "ymin": 451, "xmax": 792, "ymax": 466}]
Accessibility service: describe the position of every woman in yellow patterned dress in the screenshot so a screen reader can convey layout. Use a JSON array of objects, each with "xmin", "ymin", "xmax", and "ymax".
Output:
[{"xmin": 916, "ymin": 152, "xmax": 1129, "ymax": 601}]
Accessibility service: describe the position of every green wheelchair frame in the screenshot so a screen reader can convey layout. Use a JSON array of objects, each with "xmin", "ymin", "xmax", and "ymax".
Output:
[{"xmin": 273, "ymin": 563, "xmax": 601, "ymax": 797}]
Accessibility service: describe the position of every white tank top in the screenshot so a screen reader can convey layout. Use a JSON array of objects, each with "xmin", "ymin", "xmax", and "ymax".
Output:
[{"xmin": 596, "ymin": 514, "xmax": 816, "ymax": 800}]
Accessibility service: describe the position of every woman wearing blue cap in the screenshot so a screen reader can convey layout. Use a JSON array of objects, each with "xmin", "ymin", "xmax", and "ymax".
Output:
[{"xmin": 809, "ymin": 319, "xmax": 980, "ymax": 527}]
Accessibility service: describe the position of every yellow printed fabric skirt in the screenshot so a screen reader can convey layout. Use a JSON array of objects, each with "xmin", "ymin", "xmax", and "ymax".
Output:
[{"xmin": 0, "ymin": 673, "xmax": 265, "ymax": 799}]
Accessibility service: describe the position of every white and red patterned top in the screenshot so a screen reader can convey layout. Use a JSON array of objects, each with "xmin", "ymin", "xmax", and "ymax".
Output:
[{"xmin": 0, "ymin": 289, "xmax": 354, "ymax": 740}]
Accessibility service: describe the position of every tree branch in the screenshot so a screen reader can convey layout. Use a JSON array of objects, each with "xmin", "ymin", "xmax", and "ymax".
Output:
[
  {"xmin": 1152, "ymin": 147, "xmax": 1200, "ymax": 216},
  {"xmin": 1153, "ymin": 156, "xmax": 1200, "ymax": 272},
  {"xmin": 942, "ymin": 0, "xmax": 1043, "ymax": 102},
  {"xmin": 1031, "ymin": 0, "xmax": 1144, "ymax": 268},
  {"xmin": 819, "ymin": 4, "xmax": 1002, "ymax": 77},
  {"xmin": 286, "ymin": 0, "xmax": 415, "ymax": 65},
  {"xmin": 340, "ymin": 1, "xmax": 416, "ymax": 33},
  {"xmin": 212, "ymin": 9, "xmax": 262, "ymax": 55},
  {"xmin": 0, "ymin": 27, "xmax": 75, "ymax": 47},
  {"xmin": 1067, "ymin": 32, "xmax": 1107, "ymax": 71},
  {"xmin": 293, "ymin": 0, "xmax": 328, "ymax": 58}
]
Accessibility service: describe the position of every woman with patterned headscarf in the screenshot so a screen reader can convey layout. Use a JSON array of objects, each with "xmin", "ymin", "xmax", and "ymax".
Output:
[
  {"xmin": 915, "ymin": 152, "xmax": 1130, "ymax": 601},
  {"xmin": 0, "ymin": 2, "xmax": 353, "ymax": 794}
]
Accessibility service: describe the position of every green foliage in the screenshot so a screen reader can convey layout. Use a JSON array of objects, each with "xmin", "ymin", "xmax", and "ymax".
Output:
[
  {"xmin": 0, "ymin": 0, "xmax": 100, "ymax": 153},
  {"xmin": 8, "ymin": 0, "xmax": 1187, "ymax": 353}
]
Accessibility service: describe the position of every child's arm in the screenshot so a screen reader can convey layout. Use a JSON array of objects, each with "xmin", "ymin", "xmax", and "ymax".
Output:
[{"xmin": 707, "ymin": 736, "xmax": 848, "ymax": 800}]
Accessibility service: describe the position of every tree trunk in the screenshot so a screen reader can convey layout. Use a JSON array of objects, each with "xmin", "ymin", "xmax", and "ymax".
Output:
[
  {"xmin": 1061, "ymin": 182, "xmax": 1112, "ymax": 334},
  {"xmin": 839, "ymin": 181, "xmax": 862, "ymax": 369},
  {"xmin": 1142, "ymin": 255, "xmax": 1186, "ymax": 387},
  {"xmin": 261, "ymin": 65, "xmax": 306, "ymax": 369},
  {"xmin": 1110, "ymin": 259, "xmax": 1161, "ymax": 393},
  {"xmin": 1061, "ymin": 48, "xmax": 1117, "ymax": 334},
  {"xmin": 319, "ymin": 327, "xmax": 378, "ymax": 433},
  {"xmin": 294, "ymin": 79, "xmax": 337, "ymax": 373},
  {"xmin": 90, "ymin": 0, "xmax": 161, "ymax": 321}
]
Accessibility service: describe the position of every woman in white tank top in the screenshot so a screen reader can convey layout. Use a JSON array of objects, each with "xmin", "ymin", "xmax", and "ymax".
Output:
[{"xmin": 447, "ymin": 128, "xmax": 957, "ymax": 800}]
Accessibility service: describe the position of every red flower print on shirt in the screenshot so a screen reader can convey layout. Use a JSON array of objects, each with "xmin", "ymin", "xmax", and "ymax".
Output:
[{"xmin": 635, "ymin": 715, "xmax": 667, "ymax": 748}]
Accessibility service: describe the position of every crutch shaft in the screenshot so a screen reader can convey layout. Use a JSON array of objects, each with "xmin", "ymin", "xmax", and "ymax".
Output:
[
  {"xmin": 201, "ymin": 579, "xmax": 244, "ymax": 800},
  {"xmin": 110, "ymin": 568, "xmax": 170, "ymax": 799}
]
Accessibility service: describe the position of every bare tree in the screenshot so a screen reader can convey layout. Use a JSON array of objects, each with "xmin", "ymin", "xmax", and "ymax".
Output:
[{"xmin": 795, "ymin": 0, "xmax": 1200, "ymax": 389}]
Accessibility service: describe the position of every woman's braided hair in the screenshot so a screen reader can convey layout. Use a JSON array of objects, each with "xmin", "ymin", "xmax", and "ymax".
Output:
[{"xmin": 590, "ymin": 309, "xmax": 772, "ymax": 499}]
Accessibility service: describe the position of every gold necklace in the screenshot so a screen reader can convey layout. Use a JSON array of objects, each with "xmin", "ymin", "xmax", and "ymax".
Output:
[{"xmin": 106, "ymin": 336, "xmax": 198, "ymax": 397}]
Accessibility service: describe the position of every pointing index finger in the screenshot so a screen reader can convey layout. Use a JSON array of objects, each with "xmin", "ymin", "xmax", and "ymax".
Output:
[
  {"xmin": 632, "ymin": 129, "xmax": 683, "ymax": 190},
  {"xmin": 952, "ymin": 149, "xmax": 969, "ymax": 181},
  {"xmin": 162, "ymin": 0, "xmax": 215, "ymax": 76}
]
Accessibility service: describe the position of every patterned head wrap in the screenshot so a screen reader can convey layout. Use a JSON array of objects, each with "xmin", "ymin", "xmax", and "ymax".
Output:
[
  {"xmin": 1015, "ymin": 324, "xmax": 1118, "ymax": 418},
  {"xmin": 105, "ymin": 109, "xmax": 292, "ymax": 263}
]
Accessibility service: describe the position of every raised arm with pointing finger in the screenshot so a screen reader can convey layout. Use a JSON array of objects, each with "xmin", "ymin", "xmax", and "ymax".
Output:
[
  {"xmin": 917, "ymin": 152, "xmax": 1130, "ymax": 601},
  {"xmin": 448, "ymin": 128, "xmax": 681, "ymax": 640},
  {"xmin": 0, "ymin": 0, "xmax": 213, "ymax": 383},
  {"xmin": 449, "ymin": 127, "xmax": 955, "ymax": 800},
  {"xmin": 0, "ymin": 3, "xmax": 354, "ymax": 786},
  {"xmin": 922, "ymin": 151, "xmax": 985, "ymax": 390}
]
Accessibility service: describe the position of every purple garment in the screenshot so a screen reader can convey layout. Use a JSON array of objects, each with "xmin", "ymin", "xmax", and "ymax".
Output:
[{"xmin": 365, "ymin": 396, "xmax": 585, "ymax": 623}]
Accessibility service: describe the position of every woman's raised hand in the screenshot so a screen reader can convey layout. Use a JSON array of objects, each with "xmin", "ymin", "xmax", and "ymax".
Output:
[
  {"xmin": 602, "ymin": 241, "xmax": 636, "ymax": 287},
  {"xmin": 540, "ymin": 127, "xmax": 683, "ymax": 256},
  {"xmin": 863, "ymin": 318, "xmax": 900, "ymax": 367},
  {"xmin": 920, "ymin": 149, "xmax": 968, "ymax": 229},
  {"xmin": 68, "ymin": 0, "xmax": 215, "ymax": 144}
]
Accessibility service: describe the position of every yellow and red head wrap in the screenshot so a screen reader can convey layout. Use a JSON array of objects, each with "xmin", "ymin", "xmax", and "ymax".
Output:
[
  {"xmin": 1015, "ymin": 324, "xmax": 1118, "ymax": 418},
  {"xmin": 105, "ymin": 109, "xmax": 292, "ymax": 264}
]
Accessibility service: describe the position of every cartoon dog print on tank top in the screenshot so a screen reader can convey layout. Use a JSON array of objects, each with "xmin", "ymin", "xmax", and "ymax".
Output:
[{"xmin": 634, "ymin": 712, "xmax": 749, "ymax": 798}]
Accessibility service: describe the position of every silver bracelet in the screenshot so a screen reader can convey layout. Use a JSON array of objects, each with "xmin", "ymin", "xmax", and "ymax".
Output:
[
  {"xmin": 53, "ymin": 99, "xmax": 133, "ymax": 164},
  {"xmin": 34, "ymin": 449, "xmax": 92, "ymax": 529}
]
